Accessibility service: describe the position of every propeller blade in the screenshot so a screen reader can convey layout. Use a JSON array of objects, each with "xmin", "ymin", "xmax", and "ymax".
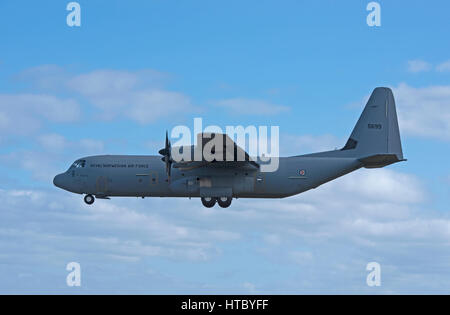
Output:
[
  {"xmin": 159, "ymin": 148, "xmax": 168, "ymax": 156},
  {"xmin": 161, "ymin": 131, "xmax": 172, "ymax": 182},
  {"xmin": 165, "ymin": 131, "xmax": 169, "ymax": 148}
]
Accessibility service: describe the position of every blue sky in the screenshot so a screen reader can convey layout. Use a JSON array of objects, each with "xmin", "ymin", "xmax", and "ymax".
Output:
[{"xmin": 0, "ymin": 0, "xmax": 449, "ymax": 293}]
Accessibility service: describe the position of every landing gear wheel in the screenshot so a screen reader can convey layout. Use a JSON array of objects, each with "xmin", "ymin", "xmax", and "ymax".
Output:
[
  {"xmin": 84, "ymin": 194, "xmax": 95, "ymax": 205},
  {"xmin": 217, "ymin": 197, "xmax": 232, "ymax": 208},
  {"xmin": 201, "ymin": 197, "xmax": 216, "ymax": 208}
]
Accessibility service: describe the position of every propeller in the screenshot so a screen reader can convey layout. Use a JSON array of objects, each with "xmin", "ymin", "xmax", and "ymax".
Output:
[{"xmin": 158, "ymin": 131, "xmax": 172, "ymax": 182}]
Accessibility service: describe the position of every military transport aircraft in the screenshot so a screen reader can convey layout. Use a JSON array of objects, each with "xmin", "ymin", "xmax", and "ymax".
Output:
[{"xmin": 54, "ymin": 87, "xmax": 405, "ymax": 208}]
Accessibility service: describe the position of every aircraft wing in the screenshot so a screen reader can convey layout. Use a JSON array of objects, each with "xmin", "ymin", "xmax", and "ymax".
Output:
[{"xmin": 172, "ymin": 133, "xmax": 260, "ymax": 170}]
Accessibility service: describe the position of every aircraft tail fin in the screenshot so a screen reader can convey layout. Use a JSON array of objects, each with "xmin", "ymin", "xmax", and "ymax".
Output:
[{"xmin": 342, "ymin": 87, "xmax": 405, "ymax": 168}]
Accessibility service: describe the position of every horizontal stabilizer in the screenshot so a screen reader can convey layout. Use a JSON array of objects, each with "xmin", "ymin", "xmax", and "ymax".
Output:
[{"xmin": 359, "ymin": 154, "xmax": 407, "ymax": 169}]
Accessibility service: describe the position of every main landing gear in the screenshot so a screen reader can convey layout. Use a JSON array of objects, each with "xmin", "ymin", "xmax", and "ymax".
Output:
[
  {"xmin": 84, "ymin": 194, "xmax": 95, "ymax": 205},
  {"xmin": 201, "ymin": 197, "xmax": 216, "ymax": 208},
  {"xmin": 201, "ymin": 197, "xmax": 232, "ymax": 208},
  {"xmin": 217, "ymin": 197, "xmax": 232, "ymax": 208}
]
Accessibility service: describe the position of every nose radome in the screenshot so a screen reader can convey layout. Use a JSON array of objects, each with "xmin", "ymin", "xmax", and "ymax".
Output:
[{"xmin": 53, "ymin": 174, "xmax": 64, "ymax": 188}]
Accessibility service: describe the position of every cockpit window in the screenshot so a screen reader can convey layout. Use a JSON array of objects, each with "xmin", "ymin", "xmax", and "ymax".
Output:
[{"xmin": 69, "ymin": 159, "xmax": 86, "ymax": 170}]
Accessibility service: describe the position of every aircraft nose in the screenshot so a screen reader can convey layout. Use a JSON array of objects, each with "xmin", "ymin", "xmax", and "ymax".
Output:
[{"xmin": 53, "ymin": 174, "xmax": 64, "ymax": 188}]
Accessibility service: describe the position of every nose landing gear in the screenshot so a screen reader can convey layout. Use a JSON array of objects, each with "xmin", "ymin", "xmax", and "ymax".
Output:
[{"xmin": 84, "ymin": 194, "xmax": 95, "ymax": 205}]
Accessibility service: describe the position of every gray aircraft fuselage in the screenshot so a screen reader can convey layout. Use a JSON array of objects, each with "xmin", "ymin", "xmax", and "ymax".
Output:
[
  {"xmin": 53, "ymin": 87, "xmax": 405, "ymax": 208},
  {"xmin": 53, "ymin": 154, "xmax": 362, "ymax": 199}
]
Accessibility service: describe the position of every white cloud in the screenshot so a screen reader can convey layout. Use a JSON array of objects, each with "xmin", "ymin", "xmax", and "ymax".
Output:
[
  {"xmin": 263, "ymin": 234, "xmax": 282, "ymax": 245},
  {"xmin": 15, "ymin": 64, "xmax": 69, "ymax": 90},
  {"xmin": 37, "ymin": 133, "xmax": 67, "ymax": 151},
  {"xmin": 66, "ymin": 69, "xmax": 194, "ymax": 124},
  {"xmin": 393, "ymin": 83, "xmax": 450, "ymax": 140},
  {"xmin": 0, "ymin": 166, "xmax": 449, "ymax": 293},
  {"xmin": 0, "ymin": 112, "xmax": 9, "ymax": 129},
  {"xmin": 242, "ymin": 282, "xmax": 257, "ymax": 293},
  {"xmin": 407, "ymin": 60, "xmax": 432, "ymax": 73},
  {"xmin": 333, "ymin": 168, "xmax": 424, "ymax": 204},
  {"xmin": 406, "ymin": 59, "xmax": 450, "ymax": 73},
  {"xmin": 436, "ymin": 60, "xmax": 450, "ymax": 72},
  {"xmin": 0, "ymin": 188, "xmax": 239, "ymax": 264},
  {"xmin": 78, "ymin": 139, "xmax": 105, "ymax": 153},
  {"xmin": 345, "ymin": 218, "xmax": 450, "ymax": 240},
  {"xmin": 15, "ymin": 66, "xmax": 195, "ymax": 125},
  {"xmin": 126, "ymin": 90, "xmax": 193, "ymax": 124},
  {"xmin": 67, "ymin": 70, "xmax": 140, "ymax": 97},
  {"xmin": 289, "ymin": 250, "xmax": 314, "ymax": 264},
  {"xmin": 214, "ymin": 98, "xmax": 290, "ymax": 115},
  {"xmin": 0, "ymin": 94, "xmax": 80, "ymax": 137},
  {"xmin": 37, "ymin": 133, "xmax": 104, "ymax": 153},
  {"xmin": 1, "ymin": 134, "xmax": 105, "ymax": 182}
]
